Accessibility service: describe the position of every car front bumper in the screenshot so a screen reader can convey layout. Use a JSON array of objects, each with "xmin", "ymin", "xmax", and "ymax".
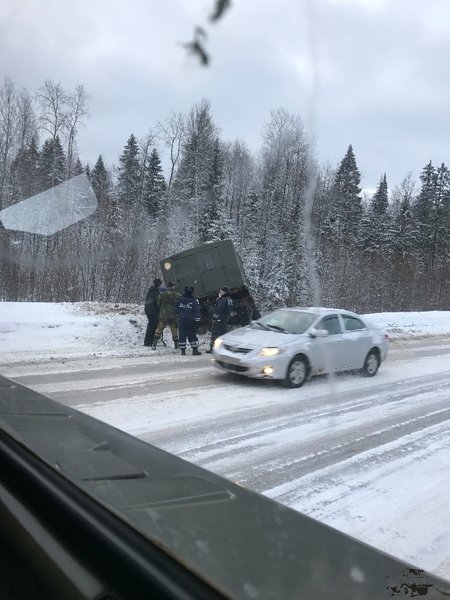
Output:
[{"xmin": 213, "ymin": 350, "xmax": 289, "ymax": 380}]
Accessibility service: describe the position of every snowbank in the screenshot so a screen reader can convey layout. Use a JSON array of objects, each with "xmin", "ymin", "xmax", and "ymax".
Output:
[
  {"xmin": 1, "ymin": 301, "xmax": 450, "ymax": 365},
  {"xmin": 365, "ymin": 311, "xmax": 450, "ymax": 339}
]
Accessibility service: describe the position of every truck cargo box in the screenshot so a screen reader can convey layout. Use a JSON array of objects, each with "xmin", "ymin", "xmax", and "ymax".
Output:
[{"xmin": 161, "ymin": 240, "xmax": 260, "ymax": 326}]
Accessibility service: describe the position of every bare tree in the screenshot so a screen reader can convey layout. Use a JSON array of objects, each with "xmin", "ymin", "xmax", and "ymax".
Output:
[
  {"xmin": 16, "ymin": 87, "xmax": 37, "ymax": 152},
  {"xmin": 222, "ymin": 139, "xmax": 255, "ymax": 228},
  {"xmin": 64, "ymin": 84, "xmax": 90, "ymax": 178},
  {"xmin": 37, "ymin": 80, "xmax": 67, "ymax": 143},
  {"xmin": 0, "ymin": 77, "xmax": 19, "ymax": 202},
  {"xmin": 156, "ymin": 111, "xmax": 185, "ymax": 190}
]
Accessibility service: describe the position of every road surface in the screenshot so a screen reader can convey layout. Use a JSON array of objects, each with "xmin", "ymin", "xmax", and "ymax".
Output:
[{"xmin": 4, "ymin": 336, "xmax": 450, "ymax": 577}]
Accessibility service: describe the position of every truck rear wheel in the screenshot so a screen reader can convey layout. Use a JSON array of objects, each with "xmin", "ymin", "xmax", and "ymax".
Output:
[{"xmin": 236, "ymin": 306, "xmax": 251, "ymax": 326}]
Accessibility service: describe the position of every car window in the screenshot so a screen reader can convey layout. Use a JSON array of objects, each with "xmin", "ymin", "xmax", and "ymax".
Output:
[
  {"xmin": 317, "ymin": 315, "xmax": 341, "ymax": 335},
  {"xmin": 258, "ymin": 310, "xmax": 317, "ymax": 334},
  {"xmin": 342, "ymin": 315, "xmax": 366, "ymax": 331}
]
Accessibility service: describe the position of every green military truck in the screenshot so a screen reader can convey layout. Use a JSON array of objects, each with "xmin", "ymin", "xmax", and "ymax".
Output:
[{"xmin": 160, "ymin": 239, "xmax": 260, "ymax": 327}]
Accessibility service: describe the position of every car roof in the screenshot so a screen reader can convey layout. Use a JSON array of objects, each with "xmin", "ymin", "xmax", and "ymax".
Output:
[{"xmin": 281, "ymin": 307, "xmax": 362, "ymax": 318}]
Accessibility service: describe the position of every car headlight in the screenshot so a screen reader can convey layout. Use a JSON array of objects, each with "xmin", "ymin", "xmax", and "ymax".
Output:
[
  {"xmin": 258, "ymin": 347, "xmax": 282, "ymax": 357},
  {"xmin": 213, "ymin": 337, "xmax": 223, "ymax": 349}
]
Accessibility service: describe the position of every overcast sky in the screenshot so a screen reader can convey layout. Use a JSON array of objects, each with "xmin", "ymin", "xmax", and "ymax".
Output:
[{"xmin": 2, "ymin": 0, "xmax": 450, "ymax": 191}]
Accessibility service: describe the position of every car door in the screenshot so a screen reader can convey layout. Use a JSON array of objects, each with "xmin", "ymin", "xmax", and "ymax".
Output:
[
  {"xmin": 340, "ymin": 314, "xmax": 373, "ymax": 369},
  {"xmin": 312, "ymin": 314, "xmax": 346, "ymax": 372}
]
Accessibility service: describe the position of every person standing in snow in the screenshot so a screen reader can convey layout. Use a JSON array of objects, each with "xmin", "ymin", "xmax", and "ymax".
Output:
[
  {"xmin": 206, "ymin": 286, "xmax": 233, "ymax": 353},
  {"xmin": 177, "ymin": 286, "xmax": 202, "ymax": 356},
  {"xmin": 143, "ymin": 277, "xmax": 162, "ymax": 347},
  {"xmin": 152, "ymin": 281, "xmax": 181, "ymax": 349}
]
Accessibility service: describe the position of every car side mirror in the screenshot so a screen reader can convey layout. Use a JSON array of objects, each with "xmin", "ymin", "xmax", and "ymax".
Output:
[{"xmin": 309, "ymin": 328, "xmax": 329, "ymax": 338}]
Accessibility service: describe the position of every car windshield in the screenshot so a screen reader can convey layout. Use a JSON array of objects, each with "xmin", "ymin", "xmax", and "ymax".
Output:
[
  {"xmin": 254, "ymin": 310, "xmax": 317, "ymax": 334},
  {"xmin": 2, "ymin": 0, "xmax": 450, "ymax": 595}
]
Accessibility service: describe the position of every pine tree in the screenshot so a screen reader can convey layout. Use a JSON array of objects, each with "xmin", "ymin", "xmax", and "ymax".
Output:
[
  {"xmin": 414, "ymin": 161, "xmax": 437, "ymax": 265},
  {"xmin": 361, "ymin": 173, "xmax": 390, "ymax": 252},
  {"xmin": 38, "ymin": 135, "xmax": 66, "ymax": 190},
  {"xmin": 411, "ymin": 160, "xmax": 450, "ymax": 305},
  {"xmin": 372, "ymin": 173, "xmax": 388, "ymax": 216},
  {"xmin": 382, "ymin": 175, "xmax": 420, "ymax": 310},
  {"xmin": 414, "ymin": 161, "xmax": 436, "ymax": 229},
  {"xmin": 90, "ymin": 155, "xmax": 113, "ymax": 221},
  {"xmin": 390, "ymin": 173, "xmax": 418, "ymax": 257},
  {"xmin": 394, "ymin": 190, "xmax": 416, "ymax": 255},
  {"xmin": 199, "ymin": 139, "xmax": 232, "ymax": 242},
  {"xmin": 433, "ymin": 163, "xmax": 450, "ymax": 266},
  {"xmin": 143, "ymin": 147, "xmax": 166, "ymax": 219},
  {"xmin": 116, "ymin": 134, "xmax": 141, "ymax": 205},
  {"xmin": 72, "ymin": 157, "xmax": 84, "ymax": 176},
  {"xmin": 10, "ymin": 137, "xmax": 40, "ymax": 201},
  {"xmin": 327, "ymin": 144, "xmax": 362, "ymax": 244},
  {"xmin": 435, "ymin": 164, "xmax": 450, "ymax": 306},
  {"xmin": 321, "ymin": 145, "xmax": 363, "ymax": 306}
]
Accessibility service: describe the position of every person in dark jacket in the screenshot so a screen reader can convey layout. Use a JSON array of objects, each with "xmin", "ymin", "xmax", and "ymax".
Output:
[
  {"xmin": 143, "ymin": 278, "xmax": 162, "ymax": 347},
  {"xmin": 206, "ymin": 286, "xmax": 233, "ymax": 353},
  {"xmin": 177, "ymin": 286, "xmax": 202, "ymax": 356},
  {"xmin": 152, "ymin": 281, "xmax": 181, "ymax": 349}
]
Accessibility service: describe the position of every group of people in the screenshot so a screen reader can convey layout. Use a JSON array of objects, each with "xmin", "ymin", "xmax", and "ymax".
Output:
[{"xmin": 144, "ymin": 278, "xmax": 233, "ymax": 356}]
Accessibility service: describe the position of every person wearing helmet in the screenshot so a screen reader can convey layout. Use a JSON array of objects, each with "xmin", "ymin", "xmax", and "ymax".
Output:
[{"xmin": 206, "ymin": 286, "xmax": 233, "ymax": 353}]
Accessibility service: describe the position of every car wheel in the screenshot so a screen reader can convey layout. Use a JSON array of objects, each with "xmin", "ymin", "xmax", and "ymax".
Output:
[
  {"xmin": 283, "ymin": 356, "xmax": 308, "ymax": 388},
  {"xmin": 362, "ymin": 349, "xmax": 380, "ymax": 377}
]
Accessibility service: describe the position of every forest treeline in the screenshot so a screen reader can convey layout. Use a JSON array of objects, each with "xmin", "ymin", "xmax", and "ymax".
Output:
[{"xmin": 0, "ymin": 78, "xmax": 449, "ymax": 312}]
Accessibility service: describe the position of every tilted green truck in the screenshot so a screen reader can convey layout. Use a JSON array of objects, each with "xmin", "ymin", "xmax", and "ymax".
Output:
[{"xmin": 160, "ymin": 239, "xmax": 260, "ymax": 327}]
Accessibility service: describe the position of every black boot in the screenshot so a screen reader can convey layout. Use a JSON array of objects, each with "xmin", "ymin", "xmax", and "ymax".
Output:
[
  {"xmin": 192, "ymin": 348, "xmax": 202, "ymax": 356},
  {"xmin": 205, "ymin": 345, "xmax": 213, "ymax": 354},
  {"xmin": 174, "ymin": 339, "xmax": 179, "ymax": 349},
  {"xmin": 181, "ymin": 349, "xmax": 186, "ymax": 356}
]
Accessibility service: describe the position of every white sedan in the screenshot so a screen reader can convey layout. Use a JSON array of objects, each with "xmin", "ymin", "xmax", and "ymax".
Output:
[{"xmin": 212, "ymin": 307, "xmax": 388, "ymax": 388}]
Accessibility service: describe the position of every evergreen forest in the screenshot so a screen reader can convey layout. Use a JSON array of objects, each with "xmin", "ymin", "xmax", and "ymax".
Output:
[{"xmin": 1, "ymin": 78, "xmax": 449, "ymax": 313}]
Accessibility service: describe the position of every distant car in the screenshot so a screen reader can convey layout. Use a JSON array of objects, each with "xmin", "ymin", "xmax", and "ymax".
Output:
[{"xmin": 212, "ymin": 307, "xmax": 388, "ymax": 388}]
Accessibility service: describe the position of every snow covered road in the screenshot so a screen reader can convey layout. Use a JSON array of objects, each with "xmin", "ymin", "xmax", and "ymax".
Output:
[{"xmin": 5, "ymin": 336, "xmax": 450, "ymax": 579}]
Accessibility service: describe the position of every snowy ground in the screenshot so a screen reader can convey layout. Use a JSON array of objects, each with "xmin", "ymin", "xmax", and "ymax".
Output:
[
  {"xmin": 2, "ymin": 301, "xmax": 450, "ymax": 367},
  {"xmin": 2, "ymin": 302, "xmax": 450, "ymax": 580}
]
